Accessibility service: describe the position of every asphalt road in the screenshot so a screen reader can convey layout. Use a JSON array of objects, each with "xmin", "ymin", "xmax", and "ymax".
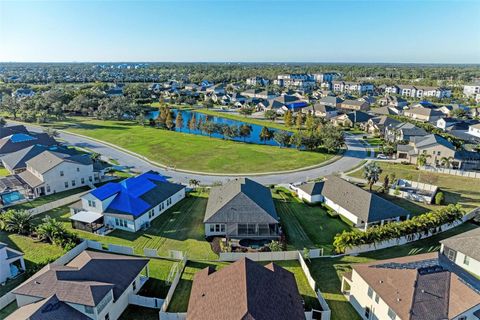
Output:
[{"xmin": 23, "ymin": 123, "xmax": 369, "ymax": 185}]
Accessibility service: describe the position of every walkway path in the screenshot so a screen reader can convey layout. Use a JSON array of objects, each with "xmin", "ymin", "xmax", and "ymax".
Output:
[{"xmin": 20, "ymin": 122, "xmax": 370, "ymax": 185}]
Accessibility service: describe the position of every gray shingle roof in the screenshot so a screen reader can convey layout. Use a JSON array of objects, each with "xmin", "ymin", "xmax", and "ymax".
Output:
[
  {"xmin": 297, "ymin": 181, "xmax": 325, "ymax": 196},
  {"xmin": 204, "ymin": 178, "xmax": 278, "ymax": 224},
  {"xmin": 25, "ymin": 151, "xmax": 92, "ymax": 174},
  {"xmin": 440, "ymin": 227, "xmax": 480, "ymax": 261},
  {"xmin": 321, "ymin": 175, "xmax": 410, "ymax": 223},
  {"xmin": 1, "ymin": 145, "xmax": 79, "ymax": 172}
]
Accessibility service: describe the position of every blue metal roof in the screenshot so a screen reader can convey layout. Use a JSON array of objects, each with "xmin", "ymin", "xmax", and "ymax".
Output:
[
  {"xmin": 9, "ymin": 133, "xmax": 37, "ymax": 143},
  {"xmin": 90, "ymin": 172, "xmax": 170, "ymax": 217}
]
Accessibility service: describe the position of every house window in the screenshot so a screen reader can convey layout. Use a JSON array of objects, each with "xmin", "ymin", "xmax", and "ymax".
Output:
[
  {"xmin": 46, "ymin": 186, "xmax": 51, "ymax": 193},
  {"xmin": 148, "ymin": 210, "xmax": 154, "ymax": 218},
  {"xmin": 89, "ymin": 176, "xmax": 93, "ymax": 182},
  {"xmin": 88, "ymin": 200, "xmax": 96, "ymax": 208},
  {"xmin": 115, "ymin": 218, "xmax": 128, "ymax": 228},
  {"xmin": 367, "ymin": 286, "xmax": 374, "ymax": 298},
  {"xmin": 81, "ymin": 178, "xmax": 85, "ymax": 184},
  {"xmin": 374, "ymin": 293, "xmax": 380, "ymax": 304},
  {"xmin": 105, "ymin": 314, "xmax": 110, "ymax": 320},
  {"xmin": 60, "ymin": 171, "xmax": 64, "ymax": 177},
  {"xmin": 132, "ymin": 281, "xmax": 136, "ymax": 291},
  {"xmin": 445, "ymin": 248, "xmax": 457, "ymax": 261},
  {"xmin": 167, "ymin": 197, "xmax": 172, "ymax": 206},
  {"xmin": 210, "ymin": 225, "xmax": 215, "ymax": 232},
  {"xmin": 464, "ymin": 255, "xmax": 470, "ymax": 266},
  {"xmin": 77, "ymin": 167, "xmax": 80, "ymax": 172},
  {"xmin": 387, "ymin": 307, "xmax": 396, "ymax": 320},
  {"xmin": 364, "ymin": 307, "xmax": 371, "ymax": 319},
  {"xmin": 72, "ymin": 180, "xmax": 76, "ymax": 186},
  {"xmin": 64, "ymin": 181, "xmax": 69, "ymax": 188}
]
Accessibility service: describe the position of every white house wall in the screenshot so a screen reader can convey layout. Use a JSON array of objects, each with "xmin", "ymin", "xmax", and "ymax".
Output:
[
  {"xmin": 323, "ymin": 197, "xmax": 359, "ymax": 226},
  {"xmin": 40, "ymin": 162, "xmax": 94, "ymax": 195}
]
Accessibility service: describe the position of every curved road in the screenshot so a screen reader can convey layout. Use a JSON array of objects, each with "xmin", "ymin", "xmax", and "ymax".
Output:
[{"xmin": 23, "ymin": 123, "xmax": 369, "ymax": 185}]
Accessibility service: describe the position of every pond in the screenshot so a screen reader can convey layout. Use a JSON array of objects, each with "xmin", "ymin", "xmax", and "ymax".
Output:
[{"xmin": 146, "ymin": 109, "xmax": 286, "ymax": 147}]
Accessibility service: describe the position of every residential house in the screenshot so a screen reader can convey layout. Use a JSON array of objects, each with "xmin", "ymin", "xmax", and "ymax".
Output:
[
  {"xmin": 436, "ymin": 117, "xmax": 460, "ymax": 131},
  {"xmin": 318, "ymin": 96, "xmax": 343, "ymax": 108},
  {"xmin": 0, "ymin": 243, "xmax": 25, "ymax": 284},
  {"xmin": 186, "ymin": 258, "xmax": 305, "ymax": 320},
  {"xmin": 370, "ymin": 106, "xmax": 403, "ymax": 116},
  {"xmin": 332, "ymin": 81, "xmax": 374, "ymax": 95},
  {"xmin": 241, "ymin": 89, "xmax": 277, "ymax": 100},
  {"xmin": 463, "ymin": 81, "xmax": 480, "ymax": 102},
  {"xmin": 438, "ymin": 104, "xmax": 470, "ymax": 117},
  {"xmin": 377, "ymin": 95, "xmax": 408, "ymax": 108},
  {"xmin": 302, "ymin": 103, "xmax": 338, "ymax": 119},
  {"xmin": 468, "ymin": 123, "xmax": 480, "ymax": 138},
  {"xmin": 0, "ymin": 125, "xmax": 30, "ymax": 138},
  {"xmin": 17, "ymin": 150, "xmax": 100, "ymax": 198},
  {"xmin": 206, "ymin": 84, "xmax": 225, "ymax": 95},
  {"xmin": 396, "ymin": 134, "xmax": 480, "ymax": 170},
  {"xmin": 246, "ymin": 77, "xmax": 269, "ymax": 86},
  {"xmin": 341, "ymin": 252, "xmax": 480, "ymax": 320},
  {"xmin": 440, "ymin": 228, "xmax": 480, "ymax": 278},
  {"xmin": 365, "ymin": 116, "xmax": 401, "ymax": 136},
  {"xmin": 8, "ymin": 250, "xmax": 149, "ymax": 320},
  {"xmin": 2, "ymin": 145, "xmax": 79, "ymax": 174},
  {"xmin": 295, "ymin": 181, "xmax": 325, "ymax": 203},
  {"xmin": 12, "ymin": 88, "xmax": 35, "ymax": 99},
  {"xmin": 313, "ymin": 72, "xmax": 338, "ymax": 83},
  {"xmin": 104, "ymin": 84, "xmax": 124, "ymax": 97},
  {"xmin": 340, "ymin": 99, "xmax": 370, "ymax": 111},
  {"xmin": 70, "ymin": 171, "xmax": 185, "ymax": 233},
  {"xmin": 258, "ymin": 95, "xmax": 307, "ymax": 114},
  {"xmin": 0, "ymin": 132, "xmax": 56, "ymax": 156},
  {"xmin": 204, "ymin": 178, "xmax": 280, "ymax": 239},
  {"xmin": 318, "ymin": 175, "xmax": 410, "ymax": 230},
  {"xmin": 331, "ymin": 111, "xmax": 373, "ymax": 128},
  {"xmin": 384, "ymin": 122, "xmax": 428, "ymax": 143},
  {"xmin": 403, "ymin": 106, "xmax": 444, "ymax": 123}
]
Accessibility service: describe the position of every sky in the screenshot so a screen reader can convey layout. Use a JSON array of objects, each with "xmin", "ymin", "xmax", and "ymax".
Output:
[{"xmin": 0, "ymin": 0, "xmax": 479, "ymax": 63}]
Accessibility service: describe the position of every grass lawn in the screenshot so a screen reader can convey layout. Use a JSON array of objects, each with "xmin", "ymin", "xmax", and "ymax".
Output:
[
  {"xmin": 167, "ymin": 259, "xmax": 320, "ymax": 313},
  {"xmin": 39, "ymin": 117, "xmax": 333, "ymax": 174},
  {"xmin": 9, "ymin": 186, "xmax": 90, "ymax": 210},
  {"xmin": 364, "ymin": 137, "xmax": 383, "ymax": 147},
  {"xmin": 33, "ymin": 192, "xmax": 217, "ymax": 260},
  {"xmin": 348, "ymin": 162, "xmax": 480, "ymax": 213},
  {"xmin": 273, "ymin": 189, "xmax": 354, "ymax": 255},
  {"xmin": 0, "ymin": 302, "xmax": 18, "ymax": 319},
  {"xmin": 309, "ymin": 222, "xmax": 479, "ymax": 320},
  {"xmin": 196, "ymin": 108, "xmax": 292, "ymax": 131}
]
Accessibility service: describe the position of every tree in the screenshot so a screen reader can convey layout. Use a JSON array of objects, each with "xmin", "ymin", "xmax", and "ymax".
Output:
[
  {"xmin": 188, "ymin": 114, "xmax": 197, "ymax": 132},
  {"xmin": 239, "ymin": 107, "xmax": 254, "ymax": 117},
  {"xmin": 36, "ymin": 216, "xmax": 77, "ymax": 248},
  {"xmin": 440, "ymin": 156, "xmax": 453, "ymax": 168},
  {"xmin": 189, "ymin": 179, "xmax": 200, "ymax": 187},
  {"xmin": 435, "ymin": 192, "xmax": 445, "ymax": 205},
  {"xmin": 295, "ymin": 113, "xmax": 304, "ymax": 129},
  {"xmin": 239, "ymin": 124, "xmax": 252, "ymax": 141},
  {"xmin": 201, "ymin": 121, "xmax": 216, "ymax": 136},
  {"xmin": 264, "ymin": 110, "xmax": 277, "ymax": 121},
  {"xmin": 259, "ymin": 126, "xmax": 274, "ymax": 144},
  {"xmin": 283, "ymin": 110, "xmax": 293, "ymax": 127},
  {"xmin": 267, "ymin": 240, "xmax": 282, "ymax": 252},
  {"xmin": 382, "ymin": 175, "xmax": 390, "ymax": 193},
  {"xmin": 43, "ymin": 128, "xmax": 59, "ymax": 138},
  {"xmin": 363, "ymin": 162, "xmax": 383, "ymax": 191},
  {"xmin": 175, "ymin": 111, "xmax": 184, "ymax": 129},
  {"xmin": 156, "ymin": 107, "xmax": 168, "ymax": 128},
  {"xmin": 3, "ymin": 210, "xmax": 33, "ymax": 235},
  {"xmin": 305, "ymin": 113, "xmax": 315, "ymax": 131},
  {"xmin": 0, "ymin": 118, "xmax": 6, "ymax": 127},
  {"xmin": 165, "ymin": 109, "xmax": 175, "ymax": 130},
  {"xmin": 223, "ymin": 125, "xmax": 239, "ymax": 140},
  {"xmin": 273, "ymin": 130, "xmax": 292, "ymax": 148},
  {"xmin": 290, "ymin": 131, "xmax": 304, "ymax": 149},
  {"xmin": 417, "ymin": 153, "xmax": 431, "ymax": 167}
]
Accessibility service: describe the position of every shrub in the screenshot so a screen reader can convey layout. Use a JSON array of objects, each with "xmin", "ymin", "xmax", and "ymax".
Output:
[
  {"xmin": 333, "ymin": 204, "xmax": 464, "ymax": 254},
  {"xmin": 394, "ymin": 186, "xmax": 401, "ymax": 196},
  {"xmin": 435, "ymin": 192, "xmax": 445, "ymax": 205}
]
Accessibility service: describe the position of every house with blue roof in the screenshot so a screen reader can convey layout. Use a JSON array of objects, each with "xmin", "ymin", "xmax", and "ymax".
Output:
[{"xmin": 70, "ymin": 171, "xmax": 186, "ymax": 233}]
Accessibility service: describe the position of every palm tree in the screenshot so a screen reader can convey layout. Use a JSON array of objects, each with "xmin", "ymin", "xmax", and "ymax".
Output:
[
  {"xmin": 416, "ymin": 153, "xmax": 431, "ymax": 167},
  {"xmin": 440, "ymin": 156, "xmax": 453, "ymax": 168},
  {"xmin": 239, "ymin": 124, "xmax": 252, "ymax": 142},
  {"xmin": 259, "ymin": 126, "xmax": 273, "ymax": 144},
  {"xmin": 36, "ymin": 216, "xmax": 69, "ymax": 245},
  {"xmin": 363, "ymin": 161, "xmax": 383, "ymax": 191},
  {"xmin": 4, "ymin": 210, "xmax": 34, "ymax": 235}
]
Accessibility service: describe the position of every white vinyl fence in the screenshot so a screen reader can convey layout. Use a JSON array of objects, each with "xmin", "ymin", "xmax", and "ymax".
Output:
[
  {"xmin": 25, "ymin": 190, "xmax": 90, "ymax": 216},
  {"xmin": 161, "ymin": 256, "xmax": 188, "ymax": 313},
  {"xmin": 421, "ymin": 166, "xmax": 480, "ymax": 179},
  {"xmin": 129, "ymin": 294, "xmax": 164, "ymax": 309}
]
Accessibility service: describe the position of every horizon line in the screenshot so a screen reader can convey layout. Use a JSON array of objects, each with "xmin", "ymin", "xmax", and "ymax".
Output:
[{"xmin": 1, "ymin": 61, "xmax": 480, "ymax": 65}]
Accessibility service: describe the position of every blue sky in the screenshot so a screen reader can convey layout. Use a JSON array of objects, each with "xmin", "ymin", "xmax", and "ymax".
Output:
[{"xmin": 0, "ymin": 0, "xmax": 479, "ymax": 63}]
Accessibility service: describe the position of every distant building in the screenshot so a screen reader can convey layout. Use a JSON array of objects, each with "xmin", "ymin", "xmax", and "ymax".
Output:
[
  {"xmin": 246, "ymin": 76, "xmax": 269, "ymax": 86},
  {"xmin": 241, "ymin": 89, "xmax": 277, "ymax": 100},
  {"xmin": 339, "ymin": 99, "xmax": 370, "ymax": 111},
  {"xmin": 468, "ymin": 123, "xmax": 480, "ymax": 138},
  {"xmin": 332, "ymin": 81, "xmax": 374, "ymax": 95},
  {"xmin": 385, "ymin": 85, "xmax": 451, "ymax": 98},
  {"xmin": 403, "ymin": 105, "xmax": 444, "ymax": 123},
  {"xmin": 463, "ymin": 81, "xmax": 480, "ymax": 102},
  {"xmin": 313, "ymin": 72, "xmax": 339, "ymax": 83},
  {"xmin": 12, "ymin": 88, "xmax": 34, "ymax": 99},
  {"xmin": 274, "ymin": 74, "xmax": 316, "ymax": 89},
  {"xmin": 384, "ymin": 122, "xmax": 428, "ymax": 143},
  {"xmin": 377, "ymin": 95, "xmax": 408, "ymax": 108}
]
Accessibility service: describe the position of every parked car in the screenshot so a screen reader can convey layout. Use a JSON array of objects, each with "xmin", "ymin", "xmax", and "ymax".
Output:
[{"xmin": 376, "ymin": 154, "xmax": 388, "ymax": 159}]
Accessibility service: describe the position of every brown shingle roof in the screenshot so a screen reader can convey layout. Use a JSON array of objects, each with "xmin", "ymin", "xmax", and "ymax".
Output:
[
  {"xmin": 13, "ymin": 250, "xmax": 148, "ymax": 307},
  {"xmin": 186, "ymin": 258, "xmax": 305, "ymax": 320},
  {"xmin": 352, "ymin": 253, "xmax": 480, "ymax": 320}
]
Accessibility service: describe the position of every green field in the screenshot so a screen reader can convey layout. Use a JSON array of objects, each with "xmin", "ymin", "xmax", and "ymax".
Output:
[
  {"xmin": 310, "ymin": 222, "xmax": 479, "ymax": 320},
  {"xmin": 167, "ymin": 259, "xmax": 320, "ymax": 313},
  {"xmin": 273, "ymin": 189, "xmax": 354, "ymax": 254},
  {"xmin": 348, "ymin": 162, "xmax": 480, "ymax": 213},
  {"xmin": 42, "ymin": 117, "xmax": 333, "ymax": 174}
]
